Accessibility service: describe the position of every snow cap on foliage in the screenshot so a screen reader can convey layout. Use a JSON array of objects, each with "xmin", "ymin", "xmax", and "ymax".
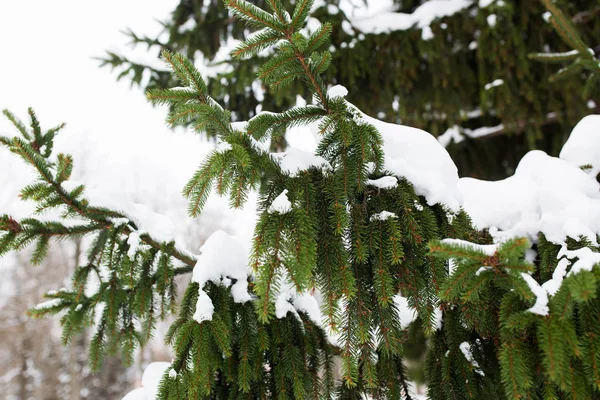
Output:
[
  {"xmin": 268, "ymin": 189, "xmax": 292, "ymax": 214},
  {"xmin": 560, "ymin": 115, "xmax": 600, "ymax": 177},
  {"xmin": 273, "ymin": 274, "xmax": 324, "ymax": 327},
  {"xmin": 270, "ymin": 147, "xmax": 332, "ymax": 177},
  {"xmin": 356, "ymin": 110, "xmax": 463, "ymax": 211},
  {"xmin": 459, "ymin": 150, "xmax": 600, "ymax": 244},
  {"xmin": 192, "ymin": 230, "xmax": 251, "ymax": 322},
  {"xmin": 122, "ymin": 362, "xmax": 171, "ymax": 400},
  {"xmin": 367, "ymin": 176, "xmax": 398, "ymax": 189},
  {"xmin": 520, "ymin": 272, "xmax": 549, "ymax": 316},
  {"xmin": 327, "ymin": 84, "xmax": 348, "ymax": 98}
]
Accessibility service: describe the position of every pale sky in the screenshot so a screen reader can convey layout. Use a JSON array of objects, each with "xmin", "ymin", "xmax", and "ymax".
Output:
[
  {"xmin": 0, "ymin": 0, "xmax": 178, "ymax": 139},
  {"xmin": 0, "ymin": 1, "xmax": 258, "ymax": 249}
]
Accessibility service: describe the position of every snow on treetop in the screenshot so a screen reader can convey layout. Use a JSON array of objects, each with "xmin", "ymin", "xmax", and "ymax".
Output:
[
  {"xmin": 459, "ymin": 149, "xmax": 600, "ymax": 245},
  {"xmin": 355, "ymin": 109, "xmax": 463, "ymax": 211},
  {"xmin": 560, "ymin": 115, "xmax": 600, "ymax": 177},
  {"xmin": 192, "ymin": 230, "xmax": 252, "ymax": 322}
]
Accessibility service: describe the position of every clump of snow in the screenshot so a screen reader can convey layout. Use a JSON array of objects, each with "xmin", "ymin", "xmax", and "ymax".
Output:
[
  {"xmin": 559, "ymin": 115, "xmax": 600, "ymax": 177},
  {"xmin": 191, "ymin": 230, "xmax": 251, "ymax": 322},
  {"xmin": 351, "ymin": 0, "xmax": 473, "ymax": 35},
  {"xmin": 541, "ymin": 258, "xmax": 570, "ymax": 296},
  {"xmin": 475, "ymin": 266, "xmax": 490, "ymax": 275},
  {"xmin": 459, "ymin": 150, "xmax": 600, "ymax": 244},
  {"xmin": 178, "ymin": 17, "xmax": 197, "ymax": 33},
  {"xmin": 127, "ymin": 232, "xmax": 142, "ymax": 259},
  {"xmin": 270, "ymin": 147, "xmax": 332, "ymax": 177},
  {"xmin": 441, "ymin": 238, "xmax": 497, "ymax": 256},
  {"xmin": 437, "ymin": 125, "xmax": 464, "ymax": 147},
  {"xmin": 122, "ymin": 362, "xmax": 171, "ymax": 400},
  {"xmin": 484, "ymin": 79, "xmax": 504, "ymax": 90},
  {"xmin": 479, "ymin": 0, "xmax": 495, "ymax": 7},
  {"xmin": 486, "ymin": 14, "xmax": 497, "ymax": 27},
  {"xmin": 414, "ymin": 200, "xmax": 424, "ymax": 211},
  {"xmin": 108, "ymin": 217, "xmax": 130, "ymax": 227},
  {"xmin": 32, "ymin": 298, "xmax": 64, "ymax": 311},
  {"xmin": 268, "ymin": 189, "xmax": 292, "ymax": 214},
  {"xmin": 459, "ymin": 342, "xmax": 484, "ymax": 375},
  {"xmin": 215, "ymin": 140, "xmax": 232, "ymax": 153},
  {"xmin": 542, "ymin": 11, "xmax": 552, "ymax": 22},
  {"xmin": 354, "ymin": 107, "xmax": 463, "ymax": 211},
  {"xmin": 366, "ymin": 176, "xmax": 398, "ymax": 189},
  {"xmin": 327, "ymin": 84, "xmax": 348, "ymax": 98},
  {"xmin": 370, "ymin": 211, "xmax": 398, "ymax": 221},
  {"xmin": 341, "ymin": 20, "xmax": 354, "ymax": 36},
  {"xmin": 421, "ymin": 25, "xmax": 434, "ymax": 41},
  {"xmin": 520, "ymin": 272, "xmax": 549, "ymax": 316},
  {"xmin": 274, "ymin": 276, "xmax": 322, "ymax": 325},
  {"xmin": 564, "ymin": 247, "xmax": 600, "ymax": 276}
]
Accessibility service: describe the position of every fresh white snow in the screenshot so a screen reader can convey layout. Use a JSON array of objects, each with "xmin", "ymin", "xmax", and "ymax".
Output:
[
  {"xmin": 366, "ymin": 176, "xmax": 398, "ymax": 189},
  {"xmin": 459, "ymin": 342, "xmax": 484, "ymax": 375},
  {"xmin": 270, "ymin": 147, "xmax": 332, "ymax": 177},
  {"xmin": 268, "ymin": 189, "xmax": 292, "ymax": 214},
  {"xmin": 351, "ymin": 0, "xmax": 473, "ymax": 36},
  {"xmin": 191, "ymin": 230, "xmax": 252, "ymax": 322},
  {"xmin": 520, "ymin": 272, "xmax": 549, "ymax": 316},
  {"xmin": 370, "ymin": 211, "xmax": 398, "ymax": 221},
  {"xmin": 122, "ymin": 362, "xmax": 171, "ymax": 400},
  {"xmin": 560, "ymin": 115, "xmax": 600, "ymax": 177}
]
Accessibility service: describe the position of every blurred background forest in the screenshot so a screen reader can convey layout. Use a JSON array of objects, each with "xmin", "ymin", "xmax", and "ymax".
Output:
[{"xmin": 1, "ymin": 0, "xmax": 598, "ymax": 398}]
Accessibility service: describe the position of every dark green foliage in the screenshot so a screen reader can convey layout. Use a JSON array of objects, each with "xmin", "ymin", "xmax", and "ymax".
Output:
[{"xmin": 429, "ymin": 236, "xmax": 600, "ymax": 399}]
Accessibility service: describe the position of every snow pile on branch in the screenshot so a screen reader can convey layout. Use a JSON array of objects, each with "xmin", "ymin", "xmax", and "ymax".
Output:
[
  {"xmin": 270, "ymin": 147, "xmax": 332, "ymax": 177},
  {"xmin": 367, "ymin": 176, "xmax": 398, "ymax": 189},
  {"xmin": 122, "ymin": 362, "xmax": 172, "ymax": 400},
  {"xmin": 459, "ymin": 342, "xmax": 485, "ymax": 376},
  {"xmin": 351, "ymin": 0, "xmax": 473, "ymax": 36},
  {"xmin": 268, "ymin": 189, "xmax": 292, "ymax": 214},
  {"xmin": 520, "ymin": 272, "xmax": 549, "ymax": 316},
  {"xmin": 560, "ymin": 115, "xmax": 600, "ymax": 177},
  {"xmin": 354, "ymin": 107, "xmax": 463, "ymax": 211},
  {"xmin": 192, "ymin": 230, "xmax": 252, "ymax": 322},
  {"xmin": 459, "ymin": 149, "xmax": 600, "ymax": 244},
  {"xmin": 274, "ymin": 277, "xmax": 322, "ymax": 325}
]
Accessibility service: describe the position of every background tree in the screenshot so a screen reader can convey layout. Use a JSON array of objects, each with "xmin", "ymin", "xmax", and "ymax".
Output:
[{"xmin": 101, "ymin": 0, "xmax": 600, "ymax": 179}]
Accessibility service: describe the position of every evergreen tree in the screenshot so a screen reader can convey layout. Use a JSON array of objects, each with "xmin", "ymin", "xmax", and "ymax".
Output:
[
  {"xmin": 2, "ymin": 0, "xmax": 600, "ymax": 399},
  {"xmin": 100, "ymin": 0, "xmax": 600, "ymax": 179}
]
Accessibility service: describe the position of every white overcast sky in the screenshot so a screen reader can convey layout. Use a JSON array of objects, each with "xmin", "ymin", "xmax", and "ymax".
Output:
[
  {"xmin": 0, "ymin": 0, "xmax": 261, "ymax": 246},
  {"xmin": 0, "ymin": 0, "xmax": 179, "ymax": 138}
]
